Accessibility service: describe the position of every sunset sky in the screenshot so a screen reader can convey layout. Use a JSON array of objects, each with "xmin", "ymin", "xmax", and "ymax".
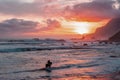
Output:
[{"xmin": 0, "ymin": 0, "xmax": 120, "ymax": 39}]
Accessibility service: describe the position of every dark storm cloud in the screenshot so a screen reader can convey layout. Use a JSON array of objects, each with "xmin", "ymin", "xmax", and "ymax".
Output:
[
  {"xmin": 0, "ymin": 18, "xmax": 38, "ymax": 34},
  {"xmin": 0, "ymin": 18, "xmax": 62, "ymax": 38}
]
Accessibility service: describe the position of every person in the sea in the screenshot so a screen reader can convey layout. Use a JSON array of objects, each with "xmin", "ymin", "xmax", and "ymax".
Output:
[{"xmin": 45, "ymin": 60, "xmax": 52, "ymax": 68}]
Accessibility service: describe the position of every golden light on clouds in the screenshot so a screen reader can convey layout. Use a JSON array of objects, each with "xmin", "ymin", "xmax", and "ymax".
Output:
[
  {"xmin": 61, "ymin": 20, "xmax": 109, "ymax": 35},
  {"xmin": 0, "ymin": 0, "xmax": 118, "ymax": 39},
  {"xmin": 72, "ymin": 22, "xmax": 90, "ymax": 34}
]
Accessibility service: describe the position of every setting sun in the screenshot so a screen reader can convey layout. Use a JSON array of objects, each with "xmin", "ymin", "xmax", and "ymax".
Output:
[
  {"xmin": 61, "ymin": 20, "xmax": 108, "ymax": 35},
  {"xmin": 1, "ymin": 0, "xmax": 120, "ymax": 80},
  {"xmin": 73, "ymin": 22, "xmax": 90, "ymax": 34}
]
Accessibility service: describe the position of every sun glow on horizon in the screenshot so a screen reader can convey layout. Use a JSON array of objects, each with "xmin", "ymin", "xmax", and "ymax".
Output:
[
  {"xmin": 61, "ymin": 20, "xmax": 109, "ymax": 35},
  {"xmin": 73, "ymin": 22, "xmax": 90, "ymax": 34}
]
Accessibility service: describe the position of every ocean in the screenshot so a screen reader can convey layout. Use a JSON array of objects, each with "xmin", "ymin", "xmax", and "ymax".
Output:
[{"xmin": 0, "ymin": 40, "xmax": 120, "ymax": 80}]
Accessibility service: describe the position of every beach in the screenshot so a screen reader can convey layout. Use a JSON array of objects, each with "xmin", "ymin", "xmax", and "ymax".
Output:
[{"xmin": 0, "ymin": 41, "xmax": 120, "ymax": 80}]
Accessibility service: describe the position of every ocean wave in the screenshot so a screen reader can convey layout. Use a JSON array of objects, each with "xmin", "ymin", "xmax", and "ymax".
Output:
[{"xmin": 0, "ymin": 46, "xmax": 97, "ymax": 53}]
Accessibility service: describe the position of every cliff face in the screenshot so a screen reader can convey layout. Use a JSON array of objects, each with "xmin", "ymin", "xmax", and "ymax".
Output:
[
  {"xmin": 109, "ymin": 31, "xmax": 120, "ymax": 42},
  {"xmin": 93, "ymin": 18, "xmax": 120, "ymax": 40}
]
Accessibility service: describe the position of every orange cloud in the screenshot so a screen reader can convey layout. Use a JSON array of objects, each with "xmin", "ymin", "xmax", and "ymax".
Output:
[
  {"xmin": 63, "ymin": 0, "xmax": 120, "ymax": 22},
  {"xmin": 0, "ymin": 0, "xmax": 120, "ymax": 39}
]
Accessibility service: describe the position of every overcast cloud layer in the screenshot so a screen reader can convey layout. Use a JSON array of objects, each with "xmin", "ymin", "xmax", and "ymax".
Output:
[{"xmin": 0, "ymin": 0, "xmax": 119, "ymax": 19}]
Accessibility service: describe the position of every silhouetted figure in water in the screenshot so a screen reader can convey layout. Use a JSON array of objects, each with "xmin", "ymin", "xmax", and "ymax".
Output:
[{"xmin": 45, "ymin": 60, "xmax": 52, "ymax": 68}]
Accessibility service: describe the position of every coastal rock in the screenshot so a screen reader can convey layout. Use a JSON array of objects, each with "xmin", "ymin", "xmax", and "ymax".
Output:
[
  {"xmin": 109, "ymin": 31, "xmax": 120, "ymax": 42},
  {"xmin": 93, "ymin": 18, "xmax": 120, "ymax": 39}
]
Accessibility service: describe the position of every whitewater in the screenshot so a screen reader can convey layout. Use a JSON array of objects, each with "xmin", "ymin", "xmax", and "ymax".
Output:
[{"xmin": 0, "ymin": 41, "xmax": 120, "ymax": 80}]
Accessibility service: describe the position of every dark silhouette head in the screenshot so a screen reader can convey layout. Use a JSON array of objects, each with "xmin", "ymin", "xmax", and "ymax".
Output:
[
  {"xmin": 46, "ymin": 60, "xmax": 52, "ymax": 68},
  {"xmin": 48, "ymin": 60, "xmax": 50, "ymax": 62}
]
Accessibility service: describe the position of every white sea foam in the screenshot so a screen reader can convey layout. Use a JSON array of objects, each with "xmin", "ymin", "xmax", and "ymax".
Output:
[{"xmin": 0, "ymin": 41, "xmax": 120, "ymax": 80}]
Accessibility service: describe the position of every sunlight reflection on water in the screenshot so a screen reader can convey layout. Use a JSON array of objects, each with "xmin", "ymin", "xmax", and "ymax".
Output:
[{"xmin": 0, "ymin": 47, "xmax": 120, "ymax": 80}]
